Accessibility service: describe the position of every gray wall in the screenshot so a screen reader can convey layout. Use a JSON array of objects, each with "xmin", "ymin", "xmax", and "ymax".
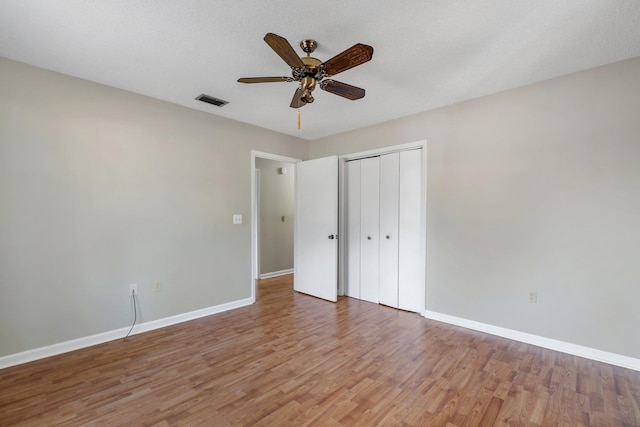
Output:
[
  {"xmin": 255, "ymin": 158, "xmax": 295, "ymax": 275},
  {"xmin": 310, "ymin": 57, "xmax": 640, "ymax": 359},
  {"xmin": 0, "ymin": 57, "xmax": 308, "ymax": 357}
]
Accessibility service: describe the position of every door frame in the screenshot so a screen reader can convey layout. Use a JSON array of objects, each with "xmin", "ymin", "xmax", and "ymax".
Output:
[
  {"xmin": 255, "ymin": 168, "xmax": 261, "ymax": 280},
  {"xmin": 337, "ymin": 140, "xmax": 427, "ymax": 313},
  {"xmin": 251, "ymin": 151, "xmax": 301, "ymax": 303}
]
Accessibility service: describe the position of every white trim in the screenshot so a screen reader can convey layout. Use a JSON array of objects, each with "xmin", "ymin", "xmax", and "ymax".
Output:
[
  {"xmin": 252, "ymin": 151, "xmax": 301, "ymax": 163},
  {"xmin": 259, "ymin": 269, "xmax": 294, "ymax": 279},
  {"xmin": 0, "ymin": 297, "xmax": 253, "ymax": 370},
  {"xmin": 251, "ymin": 151, "xmax": 301, "ymax": 304},
  {"xmin": 339, "ymin": 140, "xmax": 425, "ymax": 161},
  {"xmin": 419, "ymin": 145, "xmax": 427, "ymax": 316},
  {"xmin": 251, "ymin": 169, "xmax": 262, "ymax": 280},
  {"xmin": 423, "ymin": 310, "xmax": 640, "ymax": 371}
]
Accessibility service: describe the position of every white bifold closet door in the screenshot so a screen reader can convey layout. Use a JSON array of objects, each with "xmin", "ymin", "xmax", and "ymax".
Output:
[
  {"xmin": 359, "ymin": 156, "xmax": 380, "ymax": 303},
  {"xmin": 345, "ymin": 149, "xmax": 422, "ymax": 313},
  {"xmin": 378, "ymin": 153, "xmax": 400, "ymax": 308},
  {"xmin": 397, "ymin": 149, "xmax": 422, "ymax": 312},
  {"xmin": 345, "ymin": 160, "xmax": 361, "ymax": 299}
]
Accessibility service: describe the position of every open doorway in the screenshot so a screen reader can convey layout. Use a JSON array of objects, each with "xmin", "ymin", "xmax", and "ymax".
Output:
[
  {"xmin": 256, "ymin": 157, "xmax": 295, "ymax": 278},
  {"xmin": 251, "ymin": 151, "xmax": 300, "ymax": 302}
]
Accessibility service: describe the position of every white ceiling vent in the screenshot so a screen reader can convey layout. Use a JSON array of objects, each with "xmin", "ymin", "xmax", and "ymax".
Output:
[{"xmin": 195, "ymin": 94, "xmax": 229, "ymax": 107}]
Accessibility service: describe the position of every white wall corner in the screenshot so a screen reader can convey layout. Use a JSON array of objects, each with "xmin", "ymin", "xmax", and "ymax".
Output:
[
  {"xmin": 0, "ymin": 297, "xmax": 253, "ymax": 370},
  {"xmin": 423, "ymin": 310, "xmax": 640, "ymax": 372}
]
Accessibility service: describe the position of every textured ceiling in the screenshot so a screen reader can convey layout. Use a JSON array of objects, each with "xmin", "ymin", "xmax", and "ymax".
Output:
[{"xmin": 1, "ymin": 1, "xmax": 640, "ymax": 140}]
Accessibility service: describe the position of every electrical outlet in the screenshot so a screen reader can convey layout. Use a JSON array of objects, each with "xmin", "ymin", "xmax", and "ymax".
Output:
[
  {"xmin": 129, "ymin": 283, "xmax": 138, "ymax": 296},
  {"xmin": 528, "ymin": 291, "xmax": 537, "ymax": 304}
]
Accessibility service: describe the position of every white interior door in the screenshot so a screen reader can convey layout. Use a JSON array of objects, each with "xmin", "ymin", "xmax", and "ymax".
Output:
[
  {"xmin": 379, "ymin": 153, "xmax": 400, "ymax": 308},
  {"xmin": 294, "ymin": 156, "xmax": 338, "ymax": 302},
  {"xmin": 359, "ymin": 156, "xmax": 380, "ymax": 303}
]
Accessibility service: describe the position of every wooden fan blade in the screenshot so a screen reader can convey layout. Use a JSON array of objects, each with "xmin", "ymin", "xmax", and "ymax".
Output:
[
  {"xmin": 264, "ymin": 33, "xmax": 305, "ymax": 69},
  {"xmin": 238, "ymin": 77, "xmax": 292, "ymax": 83},
  {"xmin": 321, "ymin": 80, "xmax": 365, "ymax": 100},
  {"xmin": 322, "ymin": 44, "xmax": 373, "ymax": 76},
  {"xmin": 290, "ymin": 88, "xmax": 307, "ymax": 108}
]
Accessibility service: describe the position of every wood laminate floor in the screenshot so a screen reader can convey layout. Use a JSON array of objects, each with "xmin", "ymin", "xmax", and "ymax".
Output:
[{"xmin": 1, "ymin": 274, "xmax": 639, "ymax": 426}]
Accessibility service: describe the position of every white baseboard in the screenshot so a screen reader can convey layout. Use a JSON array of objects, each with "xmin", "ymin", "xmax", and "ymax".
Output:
[
  {"xmin": 259, "ymin": 269, "xmax": 294, "ymax": 279},
  {"xmin": 423, "ymin": 310, "xmax": 640, "ymax": 371},
  {"xmin": 0, "ymin": 297, "xmax": 253, "ymax": 370}
]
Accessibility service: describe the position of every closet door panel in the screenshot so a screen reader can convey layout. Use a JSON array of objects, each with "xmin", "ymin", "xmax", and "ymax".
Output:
[
  {"xmin": 345, "ymin": 160, "xmax": 361, "ymax": 299},
  {"xmin": 398, "ymin": 149, "xmax": 423, "ymax": 312},
  {"xmin": 359, "ymin": 156, "xmax": 380, "ymax": 304},
  {"xmin": 378, "ymin": 153, "xmax": 399, "ymax": 308}
]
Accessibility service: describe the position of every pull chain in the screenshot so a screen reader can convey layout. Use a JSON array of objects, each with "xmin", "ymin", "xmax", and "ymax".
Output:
[{"xmin": 297, "ymin": 109, "xmax": 301, "ymax": 130}]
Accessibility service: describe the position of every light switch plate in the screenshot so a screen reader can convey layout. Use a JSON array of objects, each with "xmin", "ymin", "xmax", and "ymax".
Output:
[{"xmin": 233, "ymin": 214, "xmax": 242, "ymax": 225}]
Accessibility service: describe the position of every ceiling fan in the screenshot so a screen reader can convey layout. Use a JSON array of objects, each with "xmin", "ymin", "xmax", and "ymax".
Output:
[{"xmin": 238, "ymin": 33, "xmax": 374, "ymax": 108}]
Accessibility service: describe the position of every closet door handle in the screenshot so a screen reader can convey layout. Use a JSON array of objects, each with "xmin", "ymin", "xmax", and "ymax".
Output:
[
  {"xmin": 367, "ymin": 236, "xmax": 372, "ymax": 240},
  {"xmin": 386, "ymin": 235, "xmax": 391, "ymax": 239}
]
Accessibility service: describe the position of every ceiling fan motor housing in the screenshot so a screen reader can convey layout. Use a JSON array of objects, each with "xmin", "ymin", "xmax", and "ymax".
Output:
[
  {"xmin": 299, "ymin": 56, "xmax": 322, "ymax": 76},
  {"xmin": 297, "ymin": 57, "xmax": 323, "ymax": 103},
  {"xmin": 292, "ymin": 56, "xmax": 322, "ymax": 81}
]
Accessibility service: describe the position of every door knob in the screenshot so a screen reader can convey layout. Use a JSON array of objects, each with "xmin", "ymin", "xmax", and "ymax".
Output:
[
  {"xmin": 328, "ymin": 234, "xmax": 335, "ymax": 240},
  {"xmin": 386, "ymin": 235, "xmax": 391, "ymax": 239},
  {"xmin": 367, "ymin": 236, "xmax": 372, "ymax": 240}
]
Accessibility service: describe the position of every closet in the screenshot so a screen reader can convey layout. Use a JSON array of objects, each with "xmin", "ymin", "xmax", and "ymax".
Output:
[{"xmin": 345, "ymin": 148, "xmax": 423, "ymax": 313}]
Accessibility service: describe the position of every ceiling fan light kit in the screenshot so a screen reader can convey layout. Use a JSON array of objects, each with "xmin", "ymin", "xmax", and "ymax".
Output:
[{"xmin": 238, "ymin": 33, "xmax": 374, "ymax": 109}]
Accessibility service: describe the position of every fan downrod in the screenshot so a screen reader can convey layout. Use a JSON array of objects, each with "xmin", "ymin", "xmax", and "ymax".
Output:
[{"xmin": 300, "ymin": 39, "xmax": 317, "ymax": 55}]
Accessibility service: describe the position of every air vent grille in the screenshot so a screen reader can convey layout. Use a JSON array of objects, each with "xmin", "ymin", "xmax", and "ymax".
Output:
[{"xmin": 195, "ymin": 94, "xmax": 229, "ymax": 107}]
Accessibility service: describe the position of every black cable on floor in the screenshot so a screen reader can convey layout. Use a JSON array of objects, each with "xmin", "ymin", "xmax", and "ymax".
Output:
[{"xmin": 124, "ymin": 292, "xmax": 137, "ymax": 341}]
